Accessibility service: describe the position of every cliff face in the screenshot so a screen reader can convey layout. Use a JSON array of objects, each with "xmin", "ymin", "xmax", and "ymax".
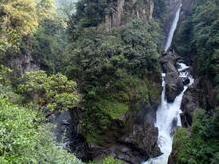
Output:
[{"xmin": 103, "ymin": 0, "xmax": 154, "ymax": 31}]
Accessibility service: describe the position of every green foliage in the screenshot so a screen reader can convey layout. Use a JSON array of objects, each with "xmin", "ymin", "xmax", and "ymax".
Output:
[
  {"xmin": 64, "ymin": 19, "xmax": 161, "ymax": 144},
  {"xmin": 73, "ymin": 0, "xmax": 112, "ymax": 27},
  {"xmin": 0, "ymin": 0, "xmax": 38, "ymax": 55},
  {"xmin": 153, "ymin": 0, "xmax": 167, "ymax": 24},
  {"xmin": 173, "ymin": 109, "xmax": 219, "ymax": 164},
  {"xmin": 66, "ymin": 19, "xmax": 161, "ymax": 91},
  {"xmin": 192, "ymin": 0, "xmax": 219, "ymax": 81},
  {"xmin": 17, "ymin": 71, "xmax": 80, "ymax": 111},
  {"xmin": 83, "ymin": 104, "xmax": 113, "ymax": 144},
  {"xmin": 0, "ymin": 98, "xmax": 82, "ymax": 163},
  {"xmin": 36, "ymin": 0, "xmax": 56, "ymax": 21},
  {"xmin": 32, "ymin": 18, "xmax": 68, "ymax": 72},
  {"xmin": 97, "ymin": 99, "xmax": 129, "ymax": 120},
  {"xmin": 174, "ymin": 0, "xmax": 219, "ymax": 87},
  {"xmin": 0, "ymin": 0, "xmax": 58, "ymax": 59},
  {"xmin": 0, "ymin": 65, "xmax": 12, "ymax": 86},
  {"xmin": 0, "ymin": 65, "xmax": 21, "ymax": 103},
  {"xmin": 91, "ymin": 156, "xmax": 124, "ymax": 164},
  {"xmin": 121, "ymin": 20, "xmax": 161, "ymax": 74},
  {"xmin": 101, "ymin": 156, "xmax": 124, "ymax": 164}
]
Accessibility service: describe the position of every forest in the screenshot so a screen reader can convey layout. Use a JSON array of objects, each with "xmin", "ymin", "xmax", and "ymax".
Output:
[{"xmin": 0, "ymin": 0, "xmax": 218, "ymax": 164}]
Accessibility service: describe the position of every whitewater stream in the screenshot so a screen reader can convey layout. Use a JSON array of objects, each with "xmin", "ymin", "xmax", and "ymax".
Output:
[{"xmin": 144, "ymin": 2, "xmax": 194, "ymax": 164}]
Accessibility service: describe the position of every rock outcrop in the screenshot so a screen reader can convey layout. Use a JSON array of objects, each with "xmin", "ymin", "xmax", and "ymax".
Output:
[
  {"xmin": 103, "ymin": 104, "xmax": 161, "ymax": 163},
  {"xmin": 180, "ymin": 81, "xmax": 200, "ymax": 127},
  {"xmin": 160, "ymin": 51, "xmax": 184, "ymax": 102},
  {"xmin": 103, "ymin": 0, "xmax": 154, "ymax": 31},
  {"xmin": 8, "ymin": 53, "xmax": 39, "ymax": 76},
  {"xmin": 50, "ymin": 110, "xmax": 92, "ymax": 162}
]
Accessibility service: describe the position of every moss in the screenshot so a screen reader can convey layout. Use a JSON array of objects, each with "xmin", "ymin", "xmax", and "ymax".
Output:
[
  {"xmin": 97, "ymin": 99, "xmax": 129, "ymax": 120},
  {"xmin": 90, "ymin": 156, "xmax": 124, "ymax": 164}
]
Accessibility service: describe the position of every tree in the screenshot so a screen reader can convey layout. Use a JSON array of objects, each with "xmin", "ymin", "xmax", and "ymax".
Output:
[
  {"xmin": 64, "ymin": 19, "xmax": 162, "ymax": 144},
  {"xmin": 36, "ymin": 0, "xmax": 56, "ymax": 21},
  {"xmin": 0, "ymin": 98, "xmax": 82, "ymax": 163},
  {"xmin": 73, "ymin": 0, "xmax": 111, "ymax": 27},
  {"xmin": 0, "ymin": 0, "xmax": 38, "ymax": 55},
  {"xmin": 17, "ymin": 71, "xmax": 80, "ymax": 111}
]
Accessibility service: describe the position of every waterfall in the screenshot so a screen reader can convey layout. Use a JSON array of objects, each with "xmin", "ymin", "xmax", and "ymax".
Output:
[
  {"xmin": 164, "ymin": 3, "xmax": 182, "ymax": 52},
  {"xmin": 144, "ymin": 65, "xmax": 194, "ymax": 164},
  {"xmin": 144, "ymin": 2, "xmax": 195, "ymax": 164}
]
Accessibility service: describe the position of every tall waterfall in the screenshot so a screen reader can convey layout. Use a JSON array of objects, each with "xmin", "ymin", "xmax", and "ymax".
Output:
[
  {"xmin": 164, "ymin": 3, "xmax": 182, "ymax": 52},
  {"xmin": 144, "ymin": 2, "xmax": 194, "ymax": 164}
]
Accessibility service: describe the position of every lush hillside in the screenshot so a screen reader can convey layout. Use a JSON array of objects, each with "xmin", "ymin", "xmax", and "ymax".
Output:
[
  {"xmin": 0, "ymin": 0, "xmax": 218, "ymax": 164},
  {"xmin": 0, "ymin": 0, "xmax": 163, "ymax": 163},
  {"xmin": 0, "ymin": 0, "xmax": 81, "ymax": 163},
  {"xmin": 172, "ymin": 0, "xmax": 219, "ymax": 163}
]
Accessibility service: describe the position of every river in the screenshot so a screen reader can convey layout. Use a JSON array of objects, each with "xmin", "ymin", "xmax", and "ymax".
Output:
[{"xmin": 144, "ymin": 2, "xmax": 194, "ymax": 164}]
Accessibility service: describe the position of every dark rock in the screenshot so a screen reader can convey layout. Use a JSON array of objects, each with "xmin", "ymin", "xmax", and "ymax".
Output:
[
  {"xmin": 161, "ymin": 52, "xmax": 184, "ymax": 102},
  {"xmin": 120, "ymin": 123, "xmax": 161, "ymax": 158},
  {"xmin": 112, "ymin": 104, "xmax": 162, "ymax": 163},
  {"xmin": 8, "ymin": 53, "xmax": 39, "ymax": 77},
  {"xmin": 165, "ymin": 73, "xmax": 184, "ymax": 102},
  {"xmin": 90, "ymin": 104, "xmax": 162, "ymax": 164},
  {"xmin": 50, "ymin": 110, "xmax": 92, "ymax": 162},
  {"xmin": 180, "ymin": 81, "xmax": 200, "ymax": 127},
  {"xmin": 170, "ymin": 117, "xmax": 178, "ymax": 136},
  {"xmin": 160, "ymin": 53, "xmax": 179, "ymax": 73},
  {"xmin": 182, "ymin": 78, "xmax": 190, "ymax": 85},
  {"xmin": 111, "ymin": 143, "xmax": 149, "ymax": 164}
]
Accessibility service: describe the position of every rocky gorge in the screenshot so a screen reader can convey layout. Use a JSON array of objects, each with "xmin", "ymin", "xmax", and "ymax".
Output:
[
  {"xmin": 1, "ymin": 0, "xmax": 218, "ymax": 163},
  {"xmin": 52, "ymin": 0, "xmax": 201, "ymax": 163}
]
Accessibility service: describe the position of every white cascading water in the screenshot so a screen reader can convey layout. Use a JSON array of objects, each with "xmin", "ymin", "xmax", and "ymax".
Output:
[
  {"xmin": 144, "ymin": 2, "xmax": 194, "ymax": 164},
  {"xmin": 164, "ymin": 3, "xmax": 182, "ymax": 52}
]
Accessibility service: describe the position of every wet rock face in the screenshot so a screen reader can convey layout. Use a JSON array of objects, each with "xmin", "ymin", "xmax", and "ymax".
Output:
[
  {"xmin": 165, "ymin": 72, "xmax": 184, "ymax": 102},
  {"xmin": 103, "ymin": 0, "xmax": 154, "ymax": 31},
  {"xmin": 50, "ymin": 103, "xmax": 161, "ymax": 164},
  {"xmin": 160, "ymin": 52, "xmax": 184, "ymax": 102},
  {"xmin": 112, "ymin": 104, "xmax": 161, "ymax": 163},
  {"xmin": 90, "ymin": 104, "xmax": 161, "ymax": 164},
  {"xmin": 51, "ymin": 110, "xmax": 92, "ymax": 162},
  {"xmin": 180, "ymin": 80, "xmax": 200, "ymax": 127},
  {"xmin": 112, "ymin": 124, "xmax": 160, "ymax": 164}
]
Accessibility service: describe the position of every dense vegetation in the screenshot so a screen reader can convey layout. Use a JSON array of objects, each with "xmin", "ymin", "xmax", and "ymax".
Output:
[
  {"xmin": 0, "ymin": 65, "xmax": 82, "ymax": 163},
  {"xmin": 173, "ymin": 0, "xmax": 219, "ymax": 163},
  {"xmin": 1, "ymin": 0, "xmax": 218, "ymax": 163},
  {"xmin": 174, "ymin": 0, "xmax": 219, "ymax": 90},
  {"xmin": 64, "ymin": 2, "xmax": 162, "ymax": 143},
  {"xmin": 0, "ymin": 0, "xmax": 82, "ymax": 163},
  {"xmin": 173, "ymin": 109, "xmax": 219, "ymax": 164},
  {"xmin": 0, "ymin": 0, "xmax": 163, "ymax": 162},
  {"xmin": 0, "ymin": 98, "xmax": 82, "ymax": 164}
]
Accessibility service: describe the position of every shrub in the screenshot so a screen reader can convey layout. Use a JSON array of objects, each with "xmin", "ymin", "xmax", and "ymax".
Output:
[{"xmin": 0, "ymin": 98, "xmax": 82, "ymax": 163}]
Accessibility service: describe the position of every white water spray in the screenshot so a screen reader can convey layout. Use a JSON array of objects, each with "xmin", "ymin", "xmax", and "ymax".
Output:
[{"xmin": 144, "ymin": 64, "xmax": 194, "ymax": 164}]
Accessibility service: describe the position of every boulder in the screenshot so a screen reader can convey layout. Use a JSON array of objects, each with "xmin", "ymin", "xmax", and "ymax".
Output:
[
  {"xmin": 182, "ymin": 77, "xmax": 190, "ymax": 85},
  {"xmin": 180, "ymin": 81, "xmax": 199, "ymax": 127},
  {"xmin": 165, "ymin": 72, "xmax": 184, "ymax": 102},
  {"xmin": 161, "ymin": 52, "xmax": 184, "ymax": 102},
  {"xmin": 50, "ymin": 110, "xmax": 92, "ymax": 162},
  {"xmin": 160, "ymin": 53, "xmax": 179, "ymax": 73},
  {"xmin": 112, "ymin": 104, "xmax": 162, "ymax": 163}
]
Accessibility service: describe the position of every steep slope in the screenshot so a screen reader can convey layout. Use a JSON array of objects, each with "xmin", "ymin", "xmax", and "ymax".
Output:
[{"xmin": 169, "ymin": 0, "xmax": 219, "ymax": 163}]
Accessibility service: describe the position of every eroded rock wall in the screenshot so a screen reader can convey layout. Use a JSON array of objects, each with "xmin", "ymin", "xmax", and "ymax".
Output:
[{"xmin": 103, "ymin": 0, "xmax": 154, "ymax": 31}]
